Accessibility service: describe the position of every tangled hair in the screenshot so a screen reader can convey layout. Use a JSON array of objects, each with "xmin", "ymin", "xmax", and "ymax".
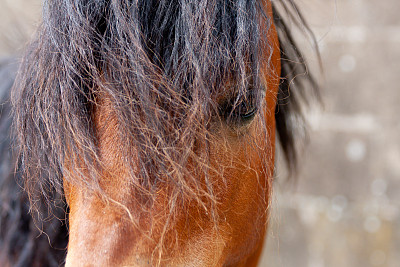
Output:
[
  {"xmin": 13, "ymin": 0, "xmax": 268, "ymax": 209},
  {"xmin": 1, "ymin": 0, "xmax": 318, "ymax": 266}
]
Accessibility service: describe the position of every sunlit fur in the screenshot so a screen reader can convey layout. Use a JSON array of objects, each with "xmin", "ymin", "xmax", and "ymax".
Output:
[{"xmin": 0, "ymin": 0, "xmax": 317, "ymax": 266}]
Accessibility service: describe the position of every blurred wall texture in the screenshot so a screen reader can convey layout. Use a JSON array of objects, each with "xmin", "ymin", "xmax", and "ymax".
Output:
[
  {"xmin": 262, "ymin": 0, "xmax": 400, "ymax": 267},
  {"xmin": 1, "ymin": 0, "xmax": 399, "ymax": 267}
]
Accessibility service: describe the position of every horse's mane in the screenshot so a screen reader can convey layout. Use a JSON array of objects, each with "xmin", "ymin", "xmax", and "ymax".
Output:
[{"xmin": 0, "ymin": 0, "xmax": 318, "ymax": 265}]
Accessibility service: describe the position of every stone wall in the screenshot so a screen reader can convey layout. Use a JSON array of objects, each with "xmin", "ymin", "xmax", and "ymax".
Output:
[{"xmin": 261, "ymin": 0, "xmax": 400, "ymax": 266}]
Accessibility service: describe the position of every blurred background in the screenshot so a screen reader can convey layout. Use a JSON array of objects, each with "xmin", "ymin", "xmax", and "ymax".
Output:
[
  {"xmin": 262, "ymin": 0, "xmax": 400, "ymax": 266},
  {"xmin": 1, "ymin": 0, "xmax": 399, "ymax": 266}
]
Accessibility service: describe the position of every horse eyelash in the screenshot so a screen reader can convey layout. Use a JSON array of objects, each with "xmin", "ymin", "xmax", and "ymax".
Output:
[{"xmin": 220, "ymin": 90, "xmax": 259, "ymax": 125}]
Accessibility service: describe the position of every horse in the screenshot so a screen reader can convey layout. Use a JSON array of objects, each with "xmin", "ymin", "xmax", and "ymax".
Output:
[{"xmin": 0, "ymin": 0, "xmax": 317, "ymax": 266}]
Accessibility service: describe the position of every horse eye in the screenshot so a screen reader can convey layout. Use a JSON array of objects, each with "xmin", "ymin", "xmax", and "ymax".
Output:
[
  {"xmin": 220, "ymin": 91, "xmax": 259, "ymax": 125},
  {"xmin": 237, "ymin": 102, "xmax": 258, "ymax": 120}
]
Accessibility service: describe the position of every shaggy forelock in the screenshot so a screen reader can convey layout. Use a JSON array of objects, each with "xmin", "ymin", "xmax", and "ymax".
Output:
[{"xmin": 12, "ymin": 0, "xmax": 274, "ymax": 213}]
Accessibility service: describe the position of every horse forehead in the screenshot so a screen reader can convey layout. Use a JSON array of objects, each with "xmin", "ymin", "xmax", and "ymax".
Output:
[{"xmin": 85, "ymin": 0, "xmax": 280, "ymax": 190}]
